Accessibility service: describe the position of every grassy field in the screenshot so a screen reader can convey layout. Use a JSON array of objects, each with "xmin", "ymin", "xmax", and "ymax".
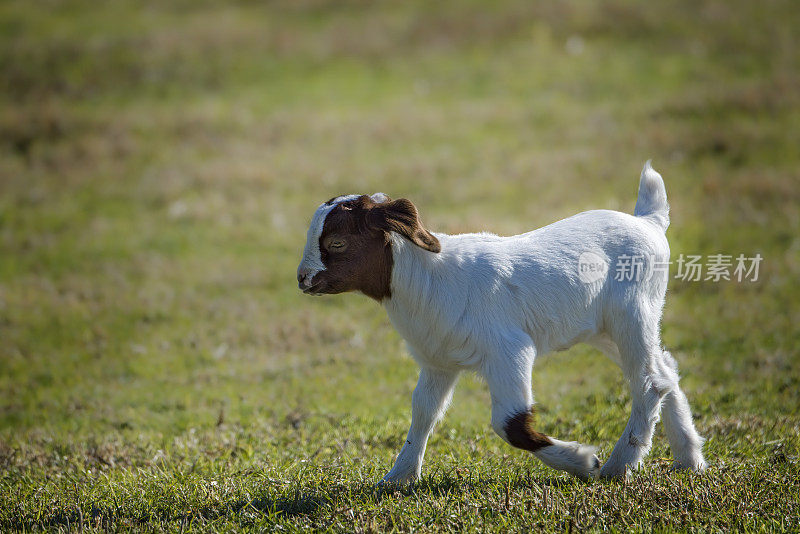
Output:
[{"xmin": 1, "ymin": 0, "xmax": 799, "ymax": 531}]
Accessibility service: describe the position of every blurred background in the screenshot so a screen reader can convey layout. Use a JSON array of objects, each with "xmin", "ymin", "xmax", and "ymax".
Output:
[{"xmin": 0, "ymin": 0, "xmax": 798, "ymax": 528}]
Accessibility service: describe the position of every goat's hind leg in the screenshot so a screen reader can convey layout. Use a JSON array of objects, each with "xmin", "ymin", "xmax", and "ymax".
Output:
[
  {"xmin": 591, "ymin": 332, "xmax": 706, "ymax": 477},
  {"xmin": 599, "ymin": 322, "xmax": 671, "ymax": 479},
  {"xmin": 660, "ymin": 350, "xmax": 707, "ymax": 472},
  {"xmin": 484, "ymin": 335, "xmax": 600, "ymax": 480}
]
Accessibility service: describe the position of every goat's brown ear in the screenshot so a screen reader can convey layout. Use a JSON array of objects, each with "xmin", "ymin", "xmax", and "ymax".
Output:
[{"xmin": 366, "ymin": 198, "xmax": 441, "ymax": 253}]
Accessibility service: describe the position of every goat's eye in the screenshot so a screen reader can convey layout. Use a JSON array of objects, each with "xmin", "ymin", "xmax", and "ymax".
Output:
[{"xmin": 329, "ymin": 240, "xmax": 346, "ymax": 251}]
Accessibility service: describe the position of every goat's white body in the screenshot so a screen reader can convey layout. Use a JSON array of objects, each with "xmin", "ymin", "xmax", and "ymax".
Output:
[
  {"xmin": 385, "ymin": 209, "xmax": 667, "ymax": 370},
  {"xmin": 377, "ymin": 163, "xmax": 707, "ymax": 482}
]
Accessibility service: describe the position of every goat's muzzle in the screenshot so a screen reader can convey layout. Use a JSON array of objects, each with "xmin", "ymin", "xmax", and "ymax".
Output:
[{"xmin": 297, "ymin": 267, "xmax": 315, "ymax": 291}]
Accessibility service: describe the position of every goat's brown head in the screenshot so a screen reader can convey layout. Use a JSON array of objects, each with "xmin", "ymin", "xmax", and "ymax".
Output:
[{"xmin": 297, "ymin": 194, "xmax": 440, "ymax": 301}]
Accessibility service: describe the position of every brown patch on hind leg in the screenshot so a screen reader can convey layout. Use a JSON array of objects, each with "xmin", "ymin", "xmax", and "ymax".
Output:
[{"xmin": 504, "ymin": 409, "xmax": 552, "ymax": 451}]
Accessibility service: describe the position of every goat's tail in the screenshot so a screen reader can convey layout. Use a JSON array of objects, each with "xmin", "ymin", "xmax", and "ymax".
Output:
[{"xmin": 634, "ymin": 160, "xmax": 669, "ymax": 231}]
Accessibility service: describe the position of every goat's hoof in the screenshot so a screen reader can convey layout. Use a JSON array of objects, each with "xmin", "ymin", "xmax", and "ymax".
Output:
[
  {"xmin": 571, "ymin": 453, "xmax": 602, "ymax": 481},
  {"xmin": 589, "ymin": 454, "xmax": 601, "ymax": 477},
  {"xmin": 671, "ymin": 458, "xmax": 708, "ymax": 473},
  {"xmin": 375, "ymin": 480, "xmax": 410, "ymax": 493},
  {"xmin": 598, "ymin": 464, "xmax": 630, "ymax": 481},
  {"xmin": 376, "ymin": 472, "xmax": 417, "ymax": 489},
  {"xmin": 374, "ymin": 480, "xmax": 396, "ymax": 491}
]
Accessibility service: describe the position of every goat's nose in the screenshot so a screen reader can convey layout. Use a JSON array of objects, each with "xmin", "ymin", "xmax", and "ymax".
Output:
[{"xmin": 297, "ymin": 267, "xmax": 312, "ymax": 288}]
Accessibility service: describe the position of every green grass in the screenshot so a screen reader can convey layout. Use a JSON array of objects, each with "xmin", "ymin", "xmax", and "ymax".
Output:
[{"xmin": 1, "ymin": 0, "xmax": 799, "ymax": 531}]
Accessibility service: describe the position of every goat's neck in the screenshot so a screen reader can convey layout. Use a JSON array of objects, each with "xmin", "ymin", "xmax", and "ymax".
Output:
[
  {"xmin": 385, "ymin": 232, "xmax": 440, "ymax": 299},
  {"xmin": 383, "ymin": 232, "xmax": 460, "ymax": 318},
  {"xmin": 382, "ymin": 232, "xmax": 478, "ymax": 363}
]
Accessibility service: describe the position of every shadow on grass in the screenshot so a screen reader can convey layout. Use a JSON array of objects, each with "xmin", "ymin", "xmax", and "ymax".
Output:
[
  {"xmin": 15, "ymin": 473, "xmax": 587, "ymax": 530},
  {"xmin": 207, "ymin": 473, "xmax": 587, "ymax": 520}
]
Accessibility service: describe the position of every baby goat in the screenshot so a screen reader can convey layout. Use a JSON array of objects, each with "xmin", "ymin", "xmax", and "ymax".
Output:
[{"xmin": 297, "ymin": 162, "xmax": 707, "ymax": 481}]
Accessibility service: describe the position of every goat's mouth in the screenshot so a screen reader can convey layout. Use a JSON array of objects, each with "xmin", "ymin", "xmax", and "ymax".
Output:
[
  {"xmin": 302, "ymin": 278, "xmax": 348, "ymax": 296},
  {"xmin": 302, "ymin": 285, "xmax": 322, "ymax": 295},
  {"xmin": 302, "ymin": 281, "xmax": 328, "ymax": 295}
]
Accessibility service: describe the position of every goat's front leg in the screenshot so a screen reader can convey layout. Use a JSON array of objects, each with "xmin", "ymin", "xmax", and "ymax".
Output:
[
  {"xmin": 484, "ymin": 336, "xmax": 600, "ymax": 480},
  {"xmin": 381, "ymin": 367, "xmax": 459, "ymax": 485}
]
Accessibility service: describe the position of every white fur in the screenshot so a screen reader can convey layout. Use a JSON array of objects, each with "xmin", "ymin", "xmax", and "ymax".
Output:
[
  {"xmin": 302, "ymin": 163, "xmax": 707, "ymax": 482},
  {"xmin": 535, "ymin": 439, "xmax": 600, "ymax": 480},
  {"xmin": 634, "ymin": 160, "xmax": 670, "ymax": 231}
]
